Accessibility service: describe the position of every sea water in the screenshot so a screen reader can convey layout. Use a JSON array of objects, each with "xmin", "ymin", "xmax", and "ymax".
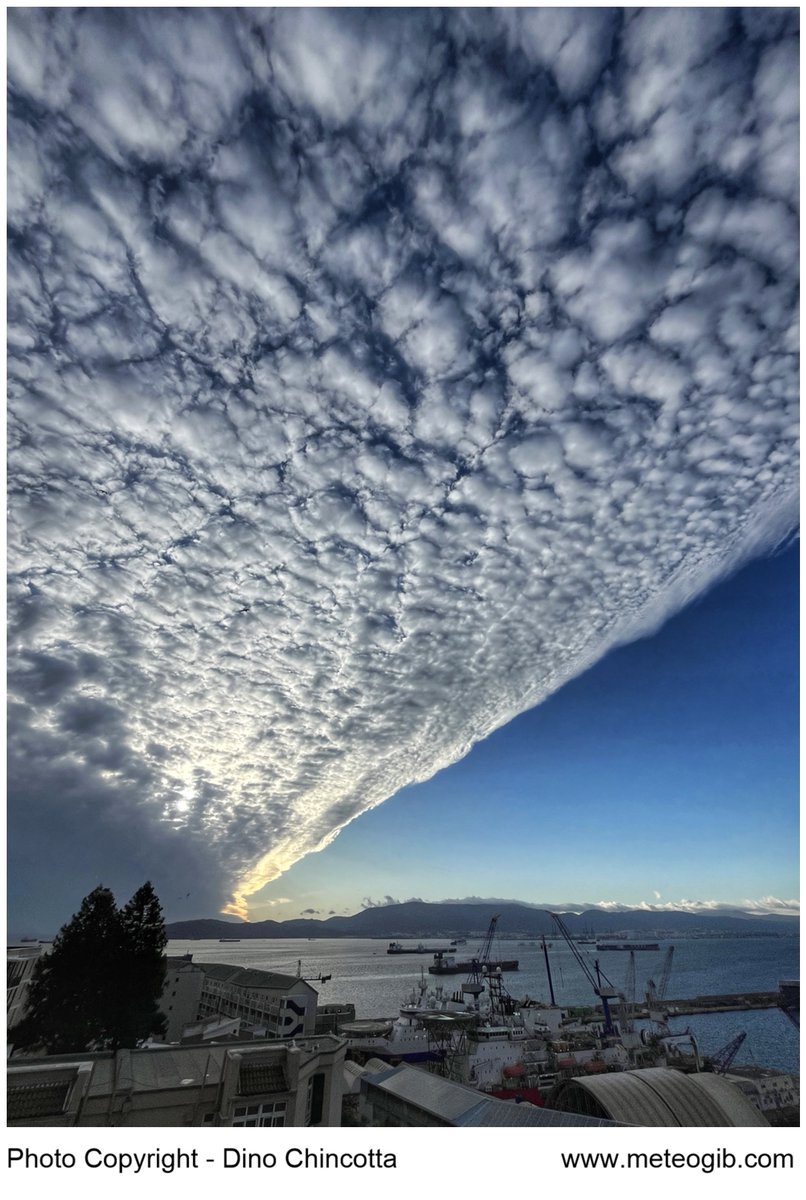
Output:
[{"xmin": 166, "ymin": 934, "xmax": 799, "ymax": 1074}]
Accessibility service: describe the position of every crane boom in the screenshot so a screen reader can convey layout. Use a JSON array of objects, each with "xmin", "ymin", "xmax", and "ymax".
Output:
[
  {"xmin": 462, "ymin": 914, "xmax": 503, "ymax": 1003},
  {"xmin": 709, "ymin": 1031, "xmax": 747, "ymax": 1074},
  {"xmin": 618, "ymin": 949, "xmax": 636, "ymax": 1034},
  {"xmin": 624, "ymin": 949, "xmax": 636, "ymax": 1002},
  {"xmin": 657, "ymin": 946, "xmax": 674, "ymax": 1000},
  {"xmin": 549, "ymin": 912, "xmax": 620, "ymax": 1036},
  {"xmin": 646, "ymin": 946, "xmax": 675, "ymax": 1006},
  {"xmin": 477, "ymin": 914, "xmax": 500, "ymax": 965}
]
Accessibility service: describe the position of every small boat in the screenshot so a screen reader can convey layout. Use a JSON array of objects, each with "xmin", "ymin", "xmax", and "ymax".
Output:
[{"xmin": 219, "ymin": 937, "xmax": 241, "ymax": 942}]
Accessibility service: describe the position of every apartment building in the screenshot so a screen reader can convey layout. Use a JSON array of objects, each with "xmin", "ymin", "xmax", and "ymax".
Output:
[{"xmin": 159, "ymin": 957, "xmax": 318, "ymax": 1041}]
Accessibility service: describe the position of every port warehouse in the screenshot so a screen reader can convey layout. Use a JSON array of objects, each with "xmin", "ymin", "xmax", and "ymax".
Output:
[{"xmin": 7, "ymin": 944, "xmax": 798, "ymax": 1128}]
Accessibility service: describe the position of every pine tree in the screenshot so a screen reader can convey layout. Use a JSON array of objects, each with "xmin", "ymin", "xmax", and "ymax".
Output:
[
  {"xmin": 114, "ymin": 882, "xmax": 168, "ymax": 1048},
  {"xmin": 12, "ymin": 882, "xmax": 168, "ymax": 1054},
  {"xmin": 13, "ymin": 886, "xmax": 121, "ymax": 1054}
]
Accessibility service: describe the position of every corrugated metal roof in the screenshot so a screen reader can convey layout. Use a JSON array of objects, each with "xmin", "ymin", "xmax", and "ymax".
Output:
[
  {"xmin": 687, "ymin": 1072, "xmax": 770, "ymax": 1127},
  {"xmin": 638, "ymin": 1067, "xmax": 732, "ymax": 1126},
  {"xmin": 366, "ymin": 1067, "xmax": 486, "ymax": 1121},
  {"xmin": 560, "ymin": 1068, "xmax": 769, "ymax": 1127},
  {"xmin": 561, "ymin": 1070, "xmax": 673, "ymax": 1124}
]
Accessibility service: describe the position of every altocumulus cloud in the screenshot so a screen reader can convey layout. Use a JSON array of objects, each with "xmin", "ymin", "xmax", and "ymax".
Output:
[{"xmin": 7, "ymin": 9, "xmax": 798, "ymax": 923}]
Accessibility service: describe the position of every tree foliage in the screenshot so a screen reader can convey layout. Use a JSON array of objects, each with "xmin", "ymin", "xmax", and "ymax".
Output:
[{"xmin": 13, "ymin": 882, "xmax": 168, "ymax": 1054}]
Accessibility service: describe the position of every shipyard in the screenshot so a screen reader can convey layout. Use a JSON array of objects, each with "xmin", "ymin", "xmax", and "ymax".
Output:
[{"xmin": 8, "ymin": 901, "xmax": 798, "ymax": 1130}]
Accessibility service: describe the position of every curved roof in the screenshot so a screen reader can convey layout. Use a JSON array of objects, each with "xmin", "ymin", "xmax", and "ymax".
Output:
[{"xmin": 556, "ymin": 1068, "xmax": 768, "ymax": 1127}]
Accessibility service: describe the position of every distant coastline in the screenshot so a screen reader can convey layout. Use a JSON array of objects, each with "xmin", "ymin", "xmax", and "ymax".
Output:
[{"xmin": 165, "ymin": 900, "xmax": 799, "ymax": 941}]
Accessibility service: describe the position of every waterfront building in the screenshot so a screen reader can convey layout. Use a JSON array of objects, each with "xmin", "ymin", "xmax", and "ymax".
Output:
[
  {"xmin": 724, "ymin": 1067, "xmax": 799, "ymax": 1124},
  {"xmin": 160, "ymin": 956, "xmax": 206, "ymax": 1041},
  {"xmin": 159, "ymin": 957, "xmax": 318, "ymax": 1041},
  {"xmin": 7, "ymin": 1035, "xmax": 345, "ymax": 1127}
]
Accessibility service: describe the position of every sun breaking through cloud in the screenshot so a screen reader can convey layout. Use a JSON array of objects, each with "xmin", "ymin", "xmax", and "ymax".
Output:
[{"xmin": 7, "ymin": 9, "xmax": 798, "ymax": 920}]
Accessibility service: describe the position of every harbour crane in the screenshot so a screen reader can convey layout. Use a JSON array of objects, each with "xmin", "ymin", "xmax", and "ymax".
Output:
[
  {"xmin": 646, "ymin": 946, "xmax": 674, "ymax": 1003},
  {"xmin": 707, "ymin": 1031, "xmax": 747, "ymax": 1075},
  {"xmin": 461, "ymin": 914, "xmax": 517, "ymax": 1015},
  {"xmin": 549, "ymin": 912, "xmax": 622, "ymax": 1037},
  {"xmin": 476, "ymin": 914, "xmax": 501, "ymax": 965},
  {"xmin": 645, "ymin": 946, "xmax": 675, "ymax": 1031},
  {"xmin": 618, "ymin": 949, "xmax": 636, "ymax": 1034}
]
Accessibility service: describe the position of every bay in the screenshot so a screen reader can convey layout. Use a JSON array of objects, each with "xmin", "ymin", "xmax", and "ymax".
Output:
[{"xmin": 167, "ymin": 934, "xmax": 799, "ymax": 1074}]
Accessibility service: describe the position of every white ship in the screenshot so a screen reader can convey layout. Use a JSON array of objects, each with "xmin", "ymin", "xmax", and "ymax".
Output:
[{"xmin": 340, "ymin": 953, "xmax": 698, "ymax": 1100}]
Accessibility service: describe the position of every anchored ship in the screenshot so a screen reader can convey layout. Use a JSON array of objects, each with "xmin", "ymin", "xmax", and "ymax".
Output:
[
  {"xmin": 387, "ymin": 941, "xmax": 454, "ymax": 955},
  {"xmin": 428, "ymin": 915, "xmax": 518, "ymax": 974},
  {"xmin": 596, "ymin": 942, "xmax": 659, "ymax": 951},
  {"xmin": 429, "ymin": 950, "xmax": 519, "ymax": 975}
]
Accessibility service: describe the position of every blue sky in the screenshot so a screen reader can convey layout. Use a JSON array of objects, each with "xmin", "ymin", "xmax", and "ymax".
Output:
[
  {"xmin": 249, "ymin": 542, "xmax": 798, "ymax": 922},
  {"xmin": 7, "ymin": 9, "xmax": 798, "ymax": 932}
]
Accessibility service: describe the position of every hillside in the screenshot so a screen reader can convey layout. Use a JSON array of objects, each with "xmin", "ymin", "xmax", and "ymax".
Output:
[{"xmin": 166, "ymin": 900, "xmax": 798, "ymax": 940}]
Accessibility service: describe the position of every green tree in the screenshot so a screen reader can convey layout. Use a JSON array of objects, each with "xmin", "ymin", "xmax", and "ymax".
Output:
[
  {"xmin": 12, "ymin": 882, "xmax": 167, "ymax": 1054},
  {"xmin": 115, "ymin": 882, "xmax": 168, "ymax": 1048}
]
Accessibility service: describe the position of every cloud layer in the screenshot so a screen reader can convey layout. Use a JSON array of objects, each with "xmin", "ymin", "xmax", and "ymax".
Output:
[{"xmin": 7, "ymin": 9, "xmax": 799, "ymax": 922}]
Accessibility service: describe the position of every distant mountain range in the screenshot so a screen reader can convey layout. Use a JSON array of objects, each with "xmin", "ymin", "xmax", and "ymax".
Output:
[{"xmin": 166, "ymin": 899, "xmax": 798, "ymax": 940}]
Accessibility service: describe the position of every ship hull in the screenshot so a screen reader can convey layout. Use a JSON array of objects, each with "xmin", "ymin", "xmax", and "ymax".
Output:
[{"xmin": 429, "ymin": 959, "xmax": 519, "ymax": 975}]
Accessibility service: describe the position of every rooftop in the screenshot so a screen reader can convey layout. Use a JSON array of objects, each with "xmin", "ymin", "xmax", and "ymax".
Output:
[
  {"xmin": 192, "ymin": 963, "xmax": 314, "ymax": 992},
  {"xmin": 362, "ymin": 1064, "xmax": 624, "ymax": 1127},
  {"xmin": 554, "ymin": 1067, "xmax": 770, "ymax": 1127},
  {"xmin": 9, "ymin": 1035, "xmax": 344, "ymax": 1096}
]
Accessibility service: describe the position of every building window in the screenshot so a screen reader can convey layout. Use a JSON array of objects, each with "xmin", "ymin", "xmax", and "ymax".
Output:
[
  {"xmin": 306, "ymin": 1073, "xmax": 325, "ymax": 1126},
  {"xmin": 232, "ymin": 1101, "xmax": 287, "ymax": 1128}
]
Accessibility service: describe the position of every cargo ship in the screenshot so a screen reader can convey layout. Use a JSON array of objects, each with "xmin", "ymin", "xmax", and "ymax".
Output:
[
  {"xmin": 429, "ymin": 950, "xmax": 519, "ymax": 975},
  {"xmin": 387, "ymin": 941, "xmax": 454, "ymax": 955}
]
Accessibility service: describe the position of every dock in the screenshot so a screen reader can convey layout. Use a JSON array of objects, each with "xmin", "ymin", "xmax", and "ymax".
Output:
[
  {"xmin": 659, "ymin": 990, "xmax": 780, "ymax": 1016},
  {"xmin": 587, "ymin": 991, "xmax": 780, "ymax": 1018}
]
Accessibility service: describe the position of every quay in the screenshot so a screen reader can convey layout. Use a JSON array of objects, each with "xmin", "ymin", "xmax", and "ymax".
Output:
[
  {"xmin": 585, "ymin": 991, "xmax": 780, "ymax": 1019},
  {"xmin": 659, "ymin": 990, "xmax": 779, "ymax": 1016}
]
